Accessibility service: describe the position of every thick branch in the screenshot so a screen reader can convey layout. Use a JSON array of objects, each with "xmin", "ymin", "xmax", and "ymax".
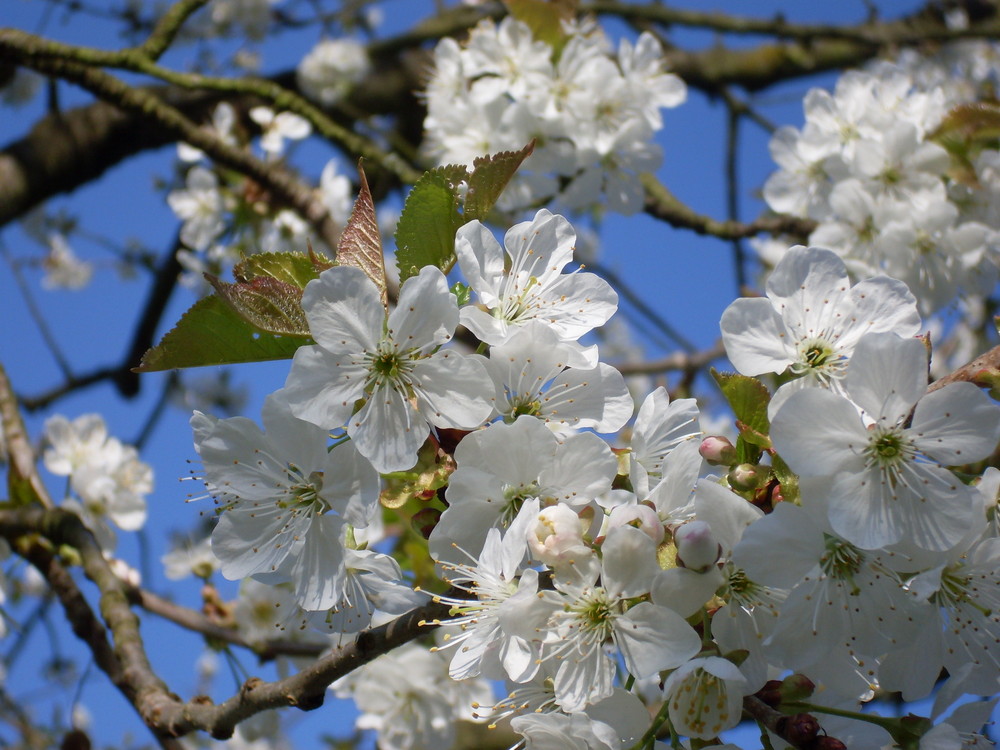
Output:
[
  {"xmin": 590, "ymin": 0, "xmax": 1000, "ymax": 93},
  {"xmin": 0, "ymin": 506, "xmax": 452, "ymax": 740},
  {"xmin": 0, "ymin": 48, "xmax": 341, "ymax": 253},
  {"xmin": 0, "ymin": 362, "xmax": 54, "ymax": 507}
]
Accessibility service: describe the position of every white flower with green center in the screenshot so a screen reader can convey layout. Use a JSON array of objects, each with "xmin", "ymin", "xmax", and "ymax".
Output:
[
  {"xmin": 192, "ymin": 395, "xmax": 379, "ymax": 610},
  {"xmin": 881, "ymin": 536, "xmax": 1000, "ymax": 699},
  {"xmin": 454, "ymin": 209, "xmax": 618, "ymax": 347},
  {"xmin": 432, "ymin": 501, "xmax": 554, "ymax": 683},
  {"xmin": 734, "ymin": 502, "xmax": 922, "ymax": 686},
  {"xmin": 278, "ymin": 264, "xmax": 495, "ymax": 474},
  {"xmin": 771, "ymin": 332, "xmax": 1000, "ymax": 552},
  {"xmin": 540, "ymin": 526, "xmax": 700, "ymax": 712},
  {"xmin": 720, "ymin": 245, "xmax": 921, "ymax": 417},
  {"xmin": 428, "ymin": 416, "xmax": 617, "ymax": 562},
  {"xmin": 482, "ymin": 321, "xmax": 633, "ymax": 434}
]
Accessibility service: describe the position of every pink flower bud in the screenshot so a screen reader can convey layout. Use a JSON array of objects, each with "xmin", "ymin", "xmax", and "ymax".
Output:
[
  {"xmin": 674, "ymin": 520, "xmax": 721, "ymax": 572},
  {"xmin": 528, "ymin": 504, "xmax": 591, "ymax": 567},
  {"xmin": 700, "ymin": 435, "xmax": 737, "ymax": 466},
  {"xmin": 607, "ymin": 503, "xmax": 664, "ymax": 544},
  {"xmin": 728, "ymin": 463, "xmax": 762, "ymax": 491}
]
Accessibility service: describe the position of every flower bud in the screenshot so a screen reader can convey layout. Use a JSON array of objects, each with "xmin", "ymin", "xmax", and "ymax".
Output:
[
  {"xmin": 528, "ymin": 504, "xmax": 591, "ymax": 567},
  {"xmin": 776, "ymin": 714, "xmax": 819, "ymax": 745},
  {"xmin": 674, "ymin": 520, "xmax": 721, "ymax": 573},
  {"xmin": 607, "ymin": 503, "xmax": 664, "ymax": 544},
  {"xmin": 756, "ymin": 679, "xmax": 783, "ymax": 708},
  {"xmin": 728, "ymin": 463, "xmax": 763, "ymax": 491},
  {"xmin": 813, "ymin": 738, "xmax": 847, "ymax": 750},
  {"xmin": 779, "ymin": 673, "xmax": 816, "ymax": 702},
  {"xmin": 700, "ymin": 435, "xmax": 737, "ymax": 466}
]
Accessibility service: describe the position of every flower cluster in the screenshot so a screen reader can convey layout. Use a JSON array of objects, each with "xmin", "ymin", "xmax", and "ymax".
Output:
[
  {"xmin": 761, "ymin": 62, "xmax": 1000, "ymax": 314},
  {"xmin": 43, "ymin": 413, "xmax": 152, "ymax": 551},
  {"xmin": 423, "ymin": 17, "xmax": 686, "ymax": 215},
  {"xmin": 184, "ymin": 199, "xmax": 1000, "ymax": 747},
  {"xmin": 167, "ymin": 102, "xmax": 358, "ymax": 288}
]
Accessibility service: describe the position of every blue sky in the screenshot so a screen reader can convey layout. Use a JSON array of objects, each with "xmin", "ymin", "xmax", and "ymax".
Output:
[{"xmin": 0, "ymin": 0, "xmax": 961, "ymax": 747}]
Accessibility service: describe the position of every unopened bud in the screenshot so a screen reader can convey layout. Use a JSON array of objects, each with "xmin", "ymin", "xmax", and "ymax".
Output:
[
  {"xmin": 529, "ymin": 504, "xmax": 591, "ymax": 567},
  {"xmin": 776, "ymin": 713, "xmax": 819, "ymax": 745},
  {"xmin": 756, "ymin": 679, "xmax": 783, "ymax": 708},
  {"xmin": 700, "ymin": 435, "xmax": 737, "ymax": 466},
  {"xmin": 728, "ymin": 463, "xmax": 763, "ymax": 491},
  {"xmin": 674, "ymin": 520, "xmax": 721, "ymax": 572},
  {"xmin": 779, "ymin": 673, "xmax": 816, "ymax": 702},
  {"xmin": 813, "ymin": 738, "xmax": 847, "ymax": 750},
  {"xmin": 607, "ymin": 503, "xmax": 664, "ymax": 544}
]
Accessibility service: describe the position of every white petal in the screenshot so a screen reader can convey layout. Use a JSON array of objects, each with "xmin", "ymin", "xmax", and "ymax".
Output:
[
  {"xmin": 720, "ymin": 297, "xmax": 793, "ymax": 375},
  {"xmin": 302, "ymin": 265, "xmax": 382, "ymax": 354},
  {"xmin": 614, "ymin": 601, "xmax": 700, "ymax": 676},
  {"xmin": 411, "ymin": 351, "xmax": 495, "ymax": 429},
  {"xmin": 770, "ymin": 388, "xmax": 867, "ymax": 476},
  {"xmin": 911, "ymin": 383, "xmax": 1000, "ymax": 465},
  {"xmin": 349, "ymin": 384, "xmax": 428, "ymax": 473},
  {"xmin": 279, "ymin": 345, "xmax": 366, "ymax": 429},
  {"xmin": 388, "ymin": 266, "xmax": 457, "ymax": 350},
  {"xmin": 846, "ymin": 333, "xmax": 926, "ymax": 423}
]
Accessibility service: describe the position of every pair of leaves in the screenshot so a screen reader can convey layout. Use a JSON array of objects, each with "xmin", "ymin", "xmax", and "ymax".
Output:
[
  {"xmin": 394, "ymin": 141, "xmax": 535, "ymax": 282},
  {"xmin": 138, "ymin": 143, "xmax": 532, "ymax": 372},
  {"xmin": 136, "ymin": 168, "xmax": 378, "ymax": 373},
  {"xmin": 135, "ymin": 252, "xmax": 325, "ymax": 372}
]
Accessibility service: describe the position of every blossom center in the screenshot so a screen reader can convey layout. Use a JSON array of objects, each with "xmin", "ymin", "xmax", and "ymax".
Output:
[
  {"xmin": 864, "ymin": 426, "xmax": 916, "ymax": 476},
  {"xmin": 791, "ymin": 337, "xmax": 846, "ymax": 381}
]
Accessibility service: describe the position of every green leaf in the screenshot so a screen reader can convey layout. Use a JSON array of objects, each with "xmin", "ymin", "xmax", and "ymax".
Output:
[
  {"xmin": 464, "ymin": 141, "xmax": 536, "ymax": 222},
  {"xmin": 134, "ymin": 295, "xmax": 308, "ymax": 372},
  {"xmin": 504, "ymin": 0, "xmax": 577, "ymax": 56},
  {"xmin": 711, "ymin": 369, "xmax": 771, "ymax": 435},
  {"xmin": 338, "ymin": 163, "xmax": 387, "ymax": 308},
  {"xmin": 394, "ymin": 165, "xmax": 467, "ymax": 282},
  {"xmin": 712, "ymin": 369, "xmax": 772, "ymax": 465},
  {"xmin": 233, "ymin": 251, "xmax": 322, "ymax": 289},
  {"xmin": 208, "ymin": 274, "xmax": 311, "ymax": 336}
]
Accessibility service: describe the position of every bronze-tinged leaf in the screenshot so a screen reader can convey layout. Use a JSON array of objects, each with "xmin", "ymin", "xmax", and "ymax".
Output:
[
  {"xmin": 465, "ymin": 140, "xmax": 536, "ymax": 222},
  {"xmin": 233, "ymin": 251, "xmax": 322, "ymax": 289},
  {"xmin": 338, "ymin": 163, "xmax": 387, "ymax": 309},
  {"xmin": 208, "ymin": 274, "xmax": 311, "ymax": 337}
]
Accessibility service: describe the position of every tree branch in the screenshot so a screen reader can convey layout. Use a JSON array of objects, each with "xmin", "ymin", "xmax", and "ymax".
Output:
[
  {"xmin": 641, "ymin": 173, "xmax": 816, "ymax": 240},
  {"xmin": 927, "ymin": 343, "xmax": 1000, "ymax": 394},
  {"xmin": 0, "ymin": 506, "xmax": 454, "ymax": 740}
]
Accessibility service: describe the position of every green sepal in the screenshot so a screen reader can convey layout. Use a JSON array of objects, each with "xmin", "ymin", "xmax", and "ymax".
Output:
[{"xmin": 450, "ymin": 281, "xmax": 471, "ymax": 307}]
